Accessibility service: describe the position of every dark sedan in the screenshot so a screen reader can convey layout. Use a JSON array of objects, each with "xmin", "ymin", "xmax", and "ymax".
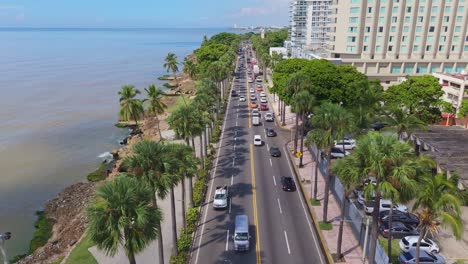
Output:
[
  {"xmin": 379, "ymin": 221, "xmax": 419, "ymax": 238},
  {"xmin": 269, "ymin": 146, "xmax": 281, "ymax": 157},
  {"xmin": 265, "ymin": 128, "xmax": 277, "ymax": 137},
  {"xmin": 281, "ymin": 176, "xmax": 296, "ymax": 192},
  {"xmin": 379, "ymin": 210, "xmax": 419, "ymax": 227}
]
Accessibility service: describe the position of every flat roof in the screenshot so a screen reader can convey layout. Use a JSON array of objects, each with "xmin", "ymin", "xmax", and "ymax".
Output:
[
  {"xmin": 434, "ymin": 72, "xmax": 468, "ymax": 81},
  {"xmin": 412, "ymin": 125, "xmax": 468, "ymax": 188}
]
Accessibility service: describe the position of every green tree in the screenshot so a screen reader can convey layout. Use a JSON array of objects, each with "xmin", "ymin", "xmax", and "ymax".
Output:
[
  {"xmin": 260, "ymin": 52, "xmax": 271, "ymax": 80},
  {"xmin": 87, "ymin": 175, "xmax": 162, "ymax": 264},
  {"xmin": 305, "ymin": 103, "xmax": 354, "ymax": 222},
  {"xmin": 167, "ymin": 104, "xmax": 197, "ymax": 146},
  {"xmin": 144, "ymin": 84, "xmax": 167, "ymax": 139},
  {"xmin": 383, "ymin": 107, "xmax": 427, "ymax": 140},
  {"xmin": 291, "ymin": 90, "xmax": 315, "ymax": 167},
  {"xmin": 183, "ymin": 58, "xmax": 197, "ymax": 79},
  {"xmin": 286, "ymin": 73, "xmax": 312, "ymax": 150},
  {"xmin": 164, "ymin": 53, "xmax": 180, "ymax": 89},
  {"xmin": 207, "ymin": 61, "xmax": 229, "ymax": 101},
  {"xmin": 118, "ymin": 85, "xmax": 144, "ymax": 128},
  {"xmin": 195, "ymin": 43, "xmax": 229, "ymax": 73},
  {"xmin": 457, "ymin": 99, "xmax": 468, "ymax": 118},
  {"xmin": 413, "ymin": 173, "xmax": 464, "ymax": 264},
  {"xmin": 384, "ymin": 75, "xmax": 443, "ymax": 123}
]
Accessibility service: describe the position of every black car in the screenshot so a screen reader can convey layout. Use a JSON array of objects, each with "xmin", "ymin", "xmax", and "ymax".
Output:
[
  {"xmin": 371, "ymin": 121, "xmax": 389, "ymax": 131},
  {"xmin": 379, "ymin": 210, "xmax": 419, "ymax": 227},
  {"xmin": 231, "ymin": 90, "xmax": 237, "ymax": 97},
  {"xmin": 379, "ymin": 221, "xmax": 419, "ymax": 238},
  {"xmin": 281, "ymin": 176, "xmax": 296, "ymax": 191},
  {"xmin": 265, "ymin": 128, "xmax": 277, "ymax": 137},
  {"xmin": 269, "ymin": 146, "xmax": 281, "ymax": 157}
]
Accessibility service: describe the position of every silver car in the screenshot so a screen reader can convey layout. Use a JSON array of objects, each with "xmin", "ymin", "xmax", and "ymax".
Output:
[{"xmin": 398, "ymin": 249, "xmax": 445, "ymax": 264}]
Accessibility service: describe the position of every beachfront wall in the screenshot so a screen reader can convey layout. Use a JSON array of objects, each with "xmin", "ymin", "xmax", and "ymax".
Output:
[{"xmin": 309, "ymin": 146, "xmax": 389, "ymax": 264}]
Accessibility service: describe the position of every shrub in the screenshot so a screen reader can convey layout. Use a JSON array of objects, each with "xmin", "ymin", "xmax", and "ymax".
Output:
[
  {"xmin": 29, "ymin": 211, "xmax": 54, "ymax": 252},
  {"xmin": 186, "ymin": 208, "xmax": 199, "ymax": 234},
  {"xmin": 177, "ymin": 229, "xmax": 192, "ymax": 252},
  {"xmin": 170, "ymin": 252, "xmax": 188, "ymax": 264},
  {"xmin": 87, "ymin": 163, "xmax": 110, "ymax": 182},
  {"xmin": 193, "ymin": 169, "xmax": 208, "ymax": 207}
]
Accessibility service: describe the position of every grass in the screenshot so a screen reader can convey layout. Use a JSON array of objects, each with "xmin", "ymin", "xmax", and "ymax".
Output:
[
  {"xmin": 163, "ymin": 82, "xmax": 177, "ymax": 88},
  {"xmin": 166, "ymin": 95, "xmax": 189, "ymax": 114},
  {"xmin": 65, "ymin": 233, "xmax": 98, "ymax": 264},
  {"xmin": 309, "ymin": 199, "xmax": 321, "ymax": 206},
  {"xmin": 319, "ymin": 221, "xmax": 333, "ymax": 230},
  {"xmin": 378, "ymin": 236, "xmax": 400, "ymax": 264},
  {"xmin": 157, "ymin": 74, "xmax": 172, "ymax": 80},
  {"xmin": 50, "ymin": 256, "xmax": 65, "ymax": 264},
  {"xmin": 30, "ymin": 211, "xmax": 54, "ymax": 253},
  {"xmin": 86, "ymin": 163, "xmax": 110, "ymax": 182}
]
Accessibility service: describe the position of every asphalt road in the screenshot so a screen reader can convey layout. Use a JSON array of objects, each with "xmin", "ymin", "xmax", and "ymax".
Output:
[{"xmin": 190, "ymin": 43, "xmax": 326, "ymax": 264}]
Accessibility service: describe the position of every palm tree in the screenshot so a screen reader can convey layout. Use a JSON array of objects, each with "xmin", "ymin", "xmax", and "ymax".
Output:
[
  {"xmin": 412, "ymin": 173, "xmax": 464, "ymax": 264},
  {"xmin": 124, "ymin": 140, "xmax": 172, "ymax": 264},
  {"xmin": 207, "ymin": 61, "xmax": 228, "ymax": 102},
  {"xmin": 305, "ymin": 102, "xmax": 354, "ymax": 222},
  {"xmin": 383, "ymin": 107, "xmax": 427, "ymax": 140},
  {"xmin": 286, "ymin": 73, "xmax": 311, "ymax": 153},
  {"xmin": 291, "ymin": 90, "xmax": 315, "ymax": 167},
  {"xmin": 167, "ymin": 104, "xmax": 196, "ymax": 146},
  {"xmin": 332, "ymin": 155, "xmax": 362, "ymax": 261},
  {"xmin": 144, "ymin": 84, "xmax": 167, "ymax": 139},
  {"xmin": 164, "ymin": 53, "xmax": 179, "ymax": 89},
  {"xmin": 183, "ymin": 58, "xmax": 197, "ymax": 80},
  {"xmin": 87, "ymin": 175, "xmax": 161, "ymax": 264},
  {"xmin": 118, "ymin": 85, "xmax": 144, "ymax": 128},
  {"xmin": 260, "ymin": 52, "xmax": 271, "ymax": 80},
  {"xmin": 176, "ymin": 144, "xmax": 199, "ymax": 223},
  {"xmin": 346, "ymin": 132, "xmax": 421, "ymax": 263}
]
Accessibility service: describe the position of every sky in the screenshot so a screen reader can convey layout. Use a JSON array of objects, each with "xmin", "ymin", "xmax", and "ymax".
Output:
[{"xmin": 0, "ymin": 0, "xmax": 290, "ymax": 28}]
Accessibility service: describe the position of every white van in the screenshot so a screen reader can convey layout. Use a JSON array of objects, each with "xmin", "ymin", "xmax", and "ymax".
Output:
[
  {"xmin": 233, "ymin": 215, "xmax": 250, "ymax": 251},
  {"xmin": 252, "ymin": 116, "xmax": 260, "ymax": 126}
]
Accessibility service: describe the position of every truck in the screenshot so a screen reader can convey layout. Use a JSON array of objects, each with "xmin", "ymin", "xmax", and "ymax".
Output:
[
  {"xmin": 213, "ymin": 186, "xmax": 228, "ymax": 209},
  {"xmin": 252, "ymin": 116, "xmax": 260, "ymax": 126},
  {"xmin": 253, "ymin": 65, "xmax": 260, "ymax": 77}
]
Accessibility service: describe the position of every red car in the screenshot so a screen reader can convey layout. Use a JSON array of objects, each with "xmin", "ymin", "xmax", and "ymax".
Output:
[
  {"xmin": 251, "ymin": 102, "xmax": 258, "ymax": 108},
  {"xmin": 256, "ymin": 87, "xmax": 263, "ymax": 92},
  {"xmin": 260, "ymin": 104, "xmax": 269, "ymax": 111}
]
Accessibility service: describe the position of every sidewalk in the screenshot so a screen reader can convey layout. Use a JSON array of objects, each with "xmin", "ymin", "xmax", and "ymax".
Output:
[{"xmin": 265, "ymin": 74, "xmax": 366, "ymax": 264}]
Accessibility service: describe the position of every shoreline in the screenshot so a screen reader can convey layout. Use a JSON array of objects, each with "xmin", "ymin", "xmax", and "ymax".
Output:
[{"xmin": 15, "ymin": 72, "xmax": 196, "ymax": 264}]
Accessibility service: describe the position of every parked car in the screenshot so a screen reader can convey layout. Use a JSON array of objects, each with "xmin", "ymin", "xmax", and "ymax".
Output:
[
  {"xmin": 250, "ymin": 95, "xmax": 256, "ymax": 101},
  {"xmin": 265, "ymin": 128, "xmax": 276, "ymax": 137},
  {"xmin": 399, "ymin": 236, "xmax": 440, "ymax": 254},
  {"xmin": 333, "ymin": 141, "xmax": 356, "ymax": 150},
  {"xmin": 253, "ymin": 135, "xmax": 262, "ymax": 146},
  {"xmin": 330, "ymin": 147, "xmax": 350, "ymax": 158},
  {"xmin": 260, "ymin": 97, "xmax": 267, "ymax": 103},
  {"xmin": 248, "ymin": 78, "xmax": 253, "ymax": 83},
  {"xmin": 251, "ymin": 102, "xmax": 257, "ymax": 108},
  {"xmin": 256, "ymin": 86, "xmax": 263, "ymax": 92},
  {"xmin": 379, "ymin": 221, "xmax": 419, "ymax": 238},
  {"xmin": 256, "ymin": 76, "xmax": 263, "ymax": 82},
  {"xmin": 256, "ymin": 83, "xmax": 263, "ymax": 88},
  {"xmin": 379, "ymin": 210, "xmax": 419, "ymax": 226},
  {"xmin": 260, "ymin": 91, "xmax": 266, "ymax": 97},
  {"xmin": 364, "ymin": 199, "xmax": 408, "ymax": 214},
  {"xmin": 281, "ymin": 176, "xmax": 296, "ymax": 192},
  {"xmin": 250, "ymin": 88, "xmax": 255, "ymax": 93},
  {"xmin": 239, "ymin": 95, "xmax": 246, "ymax": 102},
  {"xmin": 260, "ymin": 104, "xmax": 269, "ymax": 111},
  {"xmin": 264, "ymin": 112, "xmax": 274, "ymax": 122},
  {"xmin": 398, "ymin": 249, "xmax": 445, "ymax": 264},
  {"xmin": 269, "ymin": 146, "xmax": 281, "ymax": 157}
]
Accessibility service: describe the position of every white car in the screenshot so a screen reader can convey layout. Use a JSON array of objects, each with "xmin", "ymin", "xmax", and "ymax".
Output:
[
  {"xmin": 256, "ymin": 76, "xmax": 262, "ymax": 82},
  {"xmin": 252, "ymin": 109, "xmax": 260, "ymax": 117},
  {"xmin": 330, "ymin": 147, "xmax": 350, "ymax": 158},
  {"xmin": 265, "ymin": 112, "xmax": 274, "ymax": 121},
  {"xmin": 399, "ymin": 236, "xmax": 440, "ymax": 254},
  {"xmin": 260, "ymin": 97, "xmax": 267, "ymax": 103},
  {"xmin": 334, "ymin": 141, "xmax": 356, "ymax": 150},
  {"xmin": 254, "ymin": 135, "xmax": 262, "ymax": 146},
  {"xmin": 248, "ymin": 77, "xmax": 254, "ymax": 83},
  {"xmin": 260, "ymin": 91, "xmax": 266, "ymax": 97},
  {"xmin": 364, "ymin": 199, "xmax": 408, "ymax": 214},
  {"xmin": 250, "ymin": 88, "xmax": 255, "ymax": 93},
  {"xmin": 239, "ymin": 95, "xmax": 246, "ymax": 102},
  {"xmin": 250, "ymin": 95, "xmax": 256, "ymax": 101},
  {"xmin": 213, "ymin": 186, "xmax": 228, "ymax": 209}
]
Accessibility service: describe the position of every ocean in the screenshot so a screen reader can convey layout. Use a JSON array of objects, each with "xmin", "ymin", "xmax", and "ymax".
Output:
[{"xmin": 0, "ymin": 27, "xmax": 234, "ymax": 259}]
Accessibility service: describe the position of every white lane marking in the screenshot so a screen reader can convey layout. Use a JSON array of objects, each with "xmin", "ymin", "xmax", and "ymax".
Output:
[
  {"xmin": 283, "ymin": 145, "xmax": 325, "ymax": 264},
  {"xmin": 236, "ymin": 120, "xmax": 238, "ymax": 126},
  {"xmin": 232, "ymin": 158, "xmax": 235, "ymax": 167},
  {"xmin": 267, "ymin": 143, "xmax": 270, "ymax": 150},
  {"xmin": 194, "ymin": 75, "xmax": 234, "ymax": 264},
  {"xmin": 231, "ymin": 174, "xmax": 234, "ymax": 185},
  {"xmin": 237, "ymin": 113, "xmax": 239, "ymax": 118},
  {"xmin": 264, "ymin": 130, "xmax": 267, "ymax": 137},
  {"xmin": 269, "ymin": 158, "xmax": 273, "ymax": 167},
  {"xmin": 277, "ymin": 198, "xmax": 283, "ymax": 214},
  {"xmin": 284, "ymin": 230, "xmax": 291, "ymax": 255},
  {"xmin": 225, "ymin": 229, "xmax": 230, "ymax": 251},
  {"xmin": 272, "ymin": 175, "xmax": 277, "ymax": 186}
]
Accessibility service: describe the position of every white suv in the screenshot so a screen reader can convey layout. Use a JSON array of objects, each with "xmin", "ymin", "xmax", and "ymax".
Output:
[
  {"xmin": 254, "ymin": 135, "xmax": 262, "ymax": 146},
  {"xmin": 264, "ymin": 113, "xmax": 274, "ymax": 121},
  {"xmin": 399, "ymin": 236, "xmax": 440, "ymax": 254}
]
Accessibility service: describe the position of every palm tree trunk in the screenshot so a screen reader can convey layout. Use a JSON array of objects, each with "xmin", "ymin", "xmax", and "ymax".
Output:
[
  {"xmin": 170, "ymin": 186, "xmax": 178, "ymax": 256},
  {"xmin": 323, "ymin": 150, "xmax": 332, "ymax": 222},
  {"xmin": 199, "ymin": 134, "xmax": 203, "ymax": 158},
  {"xmin": 277, "ymin": 97, "xmax": 280, "ymax": 116},
  {"xmin": 387, "ymin": 202, "xmax": 394, "ymax": 263},
  {"xmin": 185, "ymin": 138, "xmax": 190, "ymax": 146},
  {"xmin": 204, "ymin": 126, "xmax": 209, "ymax": 157},
  {"xmin": 188, "ymin": 176, "xmax": 194, "ymax": 208},
  {"xmin": 156, "ymin": 115, "xmax": 162, "ymax": 141},
  {"xmin": 314, "ymin": 154, "xmax": 319, "ymax": 200},
  {"xmin": 153, "ymin": 197, "xmax": 164, "ymax": 264},
  {"xmin": 299, "ymin": 113, "xmax": 305, "ymax": 167},
  {"xmin": 181, "ymin": 177, "xmax": 187, "ymax": 229},
  {"xmin": 281, "ymin": 101, "xmax": 286, "ymax": 126},
  {"xmin": 191, "ymin": 137, "xmax": 196, "ymax": 153},
  {"xmin": 128, "ymin": 251, "xmax": 136, "ymax": 264},
  {"xmin": 294, "ymin": 113, "xmax": 299, "ymax": 153},
  {"xmin": 336, "ymin": 193, "xmax": 347, "ymax": 261},
  {"xmin": 415, "ymin": 228, "xmax": 425, "ymax": 264},
  {"xmin": 369, "ymin": 192, "xmax": 382, "ymax": 264}
]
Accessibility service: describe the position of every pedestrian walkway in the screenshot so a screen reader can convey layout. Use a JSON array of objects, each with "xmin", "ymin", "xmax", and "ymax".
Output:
[{"xmin": 265, "ymin": 73, "xmax": 367, "ymax": 264}]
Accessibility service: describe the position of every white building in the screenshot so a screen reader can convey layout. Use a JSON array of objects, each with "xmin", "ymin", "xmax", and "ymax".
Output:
[{"xmin": 433, "ymin": 71, "xmax": 468, "ymax": 114}]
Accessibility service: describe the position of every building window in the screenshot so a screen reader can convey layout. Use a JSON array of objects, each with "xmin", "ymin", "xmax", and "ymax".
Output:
[
  {"xmin": 402, "ymin": 36, "xmax": 408, "ymax": 42},
  {"xmin": 349, "ymin": 17, "xmax": 358, "ymax": 23},
  {"xmin": 431, "ymin": 7, "xmax": 438, "ymax": 13},
  {"xmin": 379, "ymin": 17, "xmax": 385, "ymax": 23},
  {"xmin": 401, "ymin": 45, "xmax": 408, "ymax": 52},
  {"xmin": 377, "ymin": 36, "xmax": 383, "ymax": 42},
  {"xmin": 404, "ymin": 26, "xmax": 409, "ymax": 32},
  {"xmin": 389, "ymin": 36, "xmax": 394, "ymax": 42},
  {"xmin": 417, "ymin": 66, "xmax": 428, "ymax": 73},
  {"xmin": 439, "ymin": 45, "xmax": 445, "ymax": 51},
  {"xmin": 363, "ymin": 46, "xmax": 368, "ymax": 51},
  {"xmin": 419, "ymin": 7, "xmax": 425, "ymax": 12},
  {"xmin": 368, "ymin": 7, "xmax": 373, "ymax": 13},
  {"xmin": 459, "ymin": 6, "xmax": 465, "ymax": 12},
  {"xmin": 347, "ymin": 36, "xmax": 357, "ymax": 42},
  {"xmin": 430, "ymin": 16, "xmax": 436, "ymax": 22},
  {"xmin": 388, "ymin": 45, "xmax": 393, "ymax": 51},
  {"xmin": 351, "ymin": 0, "xmax": 360, "ymax": 3},
  {"xmin": 430, "ymin": 65, "xmax": 439, "ymax": 73},
  {"xmin": 452, "ymin": 45, "xmax": 459, "ymax": 51},
  {"xmin": 348, "ymin": 27, "xmax": 358, "ymax": 32},
  {"xmin": 453, "ymin": 36, "xmax": 460, "ymax": 42},
  {"xmin": 426, "ymin": 45, "xmax": 432, "ymax": 51},
  {"xmin": 381, "ymin": 7, "xmax": 386, "ymax": 13},
  {"xmin": 391, "ymin": 65, "xmax": 401, "ymax": 73},
  {"xmin": 376, "ymin": 46, "xmax": 382, "ymax": 52},
  {"xmin": 413, "ymin": 45, "xmax": 420, "ymax": 51},
  {"xmin": 445, "ymin": 6, "xmax": 451, "ymax": 12},
  {"xmin": 455, "ymin": 26, "xmax": 461, "ymax": 32},
  {"xmin": 350, "ymin": 7, "xmax": 360, "ymax": 13},
  {"xmin": 364, "ymin": 36, "xmax": 370, "ymax": 42},
  {"xmin": 406, "ymin": 7, "xmax": 412, "ymax": 13},
  {"xmin": 391, "ymin": 26, "xmax": 396, "ymax": 32},
  {"xmin": 418, "ymin": 16, "xmax": 424, "ymax": 22},
  {"xmin": 404, "ymin": 65, "xmax": 414, "ymax": 73},
  {"xmin": 346, "ymin": 45, "xmax": 356, "ymax": 52},
  {"xmin": 405, "ymin": 16, "xmax": 411, "ymax": 22},
  {"xmin": 456, "ymin": 16, "xmax": 463, "ymax": 22},
  {"xmin": 429, "ymin": 26, "xmax": 435, "ymax": 32},
  {"xmin": 440, "ymin": 36, "xmax": 447, "ymax": 42},
  {"xmin": 416, "ymin": 26, "xmax": 422, "ymax": 32},
  {"xmin": 444, "ymin": 26, "xmax": 449, "ymax": 32},
  {"xmin": 391, "ymin": 16, "xmax": 397, "ymax": 22},
  {"xmin": 415, "ymin": 36, "xmax": 421, "ymax": 42},
  {"xmin": 444, "ymin": 65, "xmax": 453, "ymax": 73},
  {"xmin": 443, "ymin": 16, "xmax": 450, "ymax": 22},
  {"xmin": 379, "ymin": 26, "xmax": 384, "ymax": 32},
  {"xmin": 465, "ymin": 45, "xmax": 468, "ymax": 51},
  {"xmin": 427, "ymin": 35, "xmax": 434, "ymax": 42}
]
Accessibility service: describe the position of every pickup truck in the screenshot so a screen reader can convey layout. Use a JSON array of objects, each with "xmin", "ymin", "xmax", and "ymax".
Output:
[{"xmin": 213, "ymin": 186, "xmax": 228, "ymax": 209}]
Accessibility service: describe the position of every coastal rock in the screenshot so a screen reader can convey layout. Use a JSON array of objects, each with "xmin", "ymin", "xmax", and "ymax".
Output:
[{"xmin": 16, "ymin": 182, "xmax": 95, "ymax": 264}]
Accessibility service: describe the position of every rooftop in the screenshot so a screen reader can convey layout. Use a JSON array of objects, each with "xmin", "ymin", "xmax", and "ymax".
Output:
[{"xmin": 434, "ymin": 71, "xmax": 468, "ymax": 81}]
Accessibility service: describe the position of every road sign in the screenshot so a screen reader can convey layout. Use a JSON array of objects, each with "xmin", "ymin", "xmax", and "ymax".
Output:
[{"xmin": 296, "ymin": 151, "xmax": 303, "ymax": 157}]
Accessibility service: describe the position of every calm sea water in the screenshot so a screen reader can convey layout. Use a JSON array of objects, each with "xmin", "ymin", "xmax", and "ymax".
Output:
[{"xmin": 0, "ymin": 27, "xmax": 234, "ymax": 259}]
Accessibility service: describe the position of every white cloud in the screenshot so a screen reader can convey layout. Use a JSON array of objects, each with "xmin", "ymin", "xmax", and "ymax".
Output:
[{"xmin": 229, "ymin": 0, "xmax": 289, "ymax": 17}]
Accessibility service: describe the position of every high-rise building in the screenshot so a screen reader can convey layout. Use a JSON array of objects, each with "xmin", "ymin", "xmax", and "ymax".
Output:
[
  {"xmin": 289, "ymin": 0, "xmax": 332, "ymax": 52},
  {"xmin": 327, "ymin": 0, "xmax": 468, "ymax": 82}
]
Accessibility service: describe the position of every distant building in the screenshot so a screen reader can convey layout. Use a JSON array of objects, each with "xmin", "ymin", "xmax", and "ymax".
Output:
[
  {"xmin": 269, "ymin": 47, "xmax": 289, "ymax": 59},
  {"xmin": 433, "ymin": 71, "xmax": 468, "ymax": 115},
  {"xmin": 327, "ymin": 0, "xmax": 468, "ymax": 82}
]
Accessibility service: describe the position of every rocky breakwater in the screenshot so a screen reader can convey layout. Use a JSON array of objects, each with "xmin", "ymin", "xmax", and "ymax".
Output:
[{"xmin": 17, "ymin": 182, "xmax": 95, "ymax": 264}]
